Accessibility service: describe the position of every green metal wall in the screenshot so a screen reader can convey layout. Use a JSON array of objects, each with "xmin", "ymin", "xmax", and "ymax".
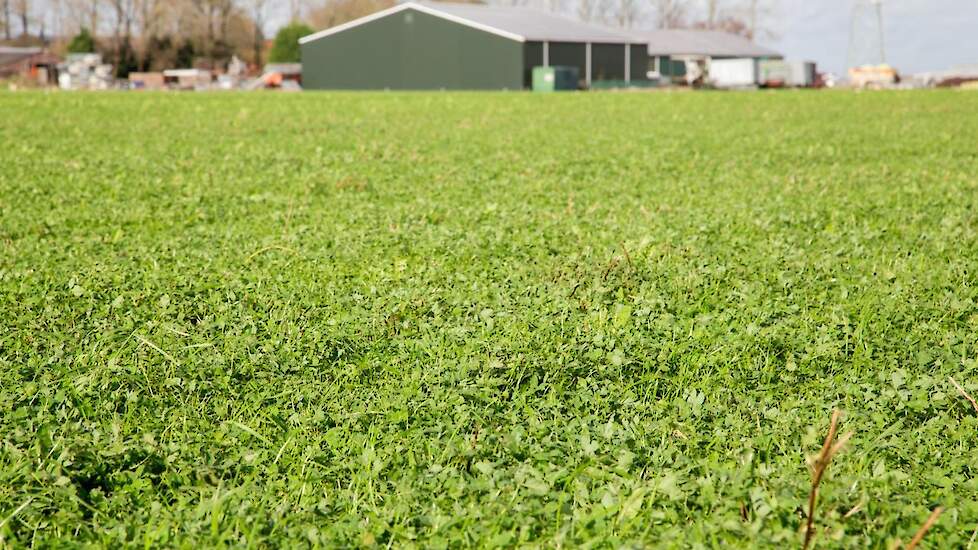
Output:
[
  {"xmin": 522, "ymin": 42, "xmax": 544, "ymax": 88},
  {"xmin": 629, "ymin": 44, "xmax": 647, "ymax": 81},
  {"xmin": 301, "ymin": 8, "xmax": 524, "ymax": 90}
]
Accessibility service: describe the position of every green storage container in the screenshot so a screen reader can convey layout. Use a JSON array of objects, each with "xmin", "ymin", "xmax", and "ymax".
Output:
[{"xmin": 532, "ymin": 66, "xmax": 579, "ymax": 92}]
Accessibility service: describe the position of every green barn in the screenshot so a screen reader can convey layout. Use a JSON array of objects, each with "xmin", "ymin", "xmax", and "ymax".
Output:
[{"xmin": 299, "ymin": 1, "xmax": 647, "ymax": 90}]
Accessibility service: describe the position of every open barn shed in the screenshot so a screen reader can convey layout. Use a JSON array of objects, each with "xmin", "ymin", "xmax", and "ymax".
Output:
[
  {"xmin": 632, "ymin": 29, "xmax": 782, "ymax": 80},
  {"xmin": 299, "ymin": 1, "xmax": 647, "ymax": 90}
]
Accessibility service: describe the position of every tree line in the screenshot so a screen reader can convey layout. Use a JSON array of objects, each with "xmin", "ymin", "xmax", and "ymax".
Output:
[
  {"xmin": 0, "ymin": 0, "xmax": 775, "ymax": 77},
  {"xmin": 2, "ymin": 0, "xmax": 289, "ymax": 75}
]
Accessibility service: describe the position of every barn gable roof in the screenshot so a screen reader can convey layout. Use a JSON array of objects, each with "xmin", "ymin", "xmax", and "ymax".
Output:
[{"xmin": 299, "ymin": 1, "xmax": 638, "ymax": 45}]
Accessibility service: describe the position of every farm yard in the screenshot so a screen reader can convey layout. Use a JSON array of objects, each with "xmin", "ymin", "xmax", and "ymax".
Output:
[{"xmin": 2, "ymin": 89, "xmax": 978, "ymax": 547}]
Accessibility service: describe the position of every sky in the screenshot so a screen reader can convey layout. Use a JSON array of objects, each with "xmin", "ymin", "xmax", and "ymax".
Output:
[
  {"xmin": 266, "ymin": 0, "xmax": 978, "ymax": 76},
  {"xmin": 758, "ymin": 0, "xmax": 978, "ymax": 75}
]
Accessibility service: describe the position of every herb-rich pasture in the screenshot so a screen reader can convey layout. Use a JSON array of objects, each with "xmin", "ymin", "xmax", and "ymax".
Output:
[{"xmin": 1, "ymin": 90, "xmax": 977, "ymax": 547}]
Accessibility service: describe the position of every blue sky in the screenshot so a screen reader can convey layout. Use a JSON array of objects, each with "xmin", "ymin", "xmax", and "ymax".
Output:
[{"xmin": 759, "ymin": 0, "xmax": 978, "ymax": 75}]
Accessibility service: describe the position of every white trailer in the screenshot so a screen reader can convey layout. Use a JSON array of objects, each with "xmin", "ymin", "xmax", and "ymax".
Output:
[{"xmin": 708, "ymin": 58, "xmax": 758, "ymax": 88}]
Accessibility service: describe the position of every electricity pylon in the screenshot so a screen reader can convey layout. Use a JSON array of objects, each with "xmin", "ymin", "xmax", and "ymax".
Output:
[{"xmin": 847, "ymin": 0, "xmax": 886, "ymax": 69}]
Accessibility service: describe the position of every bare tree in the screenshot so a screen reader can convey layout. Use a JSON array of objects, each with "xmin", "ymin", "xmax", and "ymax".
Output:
[
  {"xmin": 243, "ymin": 0, "xmax": 268, "ymax": 67},
  {"xmin": 48, "ymin": 0, "xmax": 63, "ymax": 40},
  {"xmin": 651, "ymin": 0, "xmax": 686, "ymax": 28},
  {"xmin": 694, "ymin": 14, "xmax": 746, "ymax": 35},
  {"xmin": 134, "ymin": 0, "xmax": 164, "ymax": 63},
  {"xmin": 216, "ymin": 0, "xmax": 234, "ymax": 58},
  {"xmin": 73, "ymin": 0, "xmax": 103, "ymax": 36},
  {"xmin": 56, "ymin": 0, "xmax": 101, "ymax": 41},
  {"xmin": 187, "ymin": 0, "xmax": 223, "ymax": 66},
  {"xmin": 668, "ymin": 0, "xmax": 777, "ymax": 39},
  {"xmin": 13, "ymin": 0, "xmax": 28, "ymax": 36},
  {"xmin": 703, "ymin": 0, "xmax": 717, "ymax": 28},
  {"xmin": 612, "ymin": 0, "xmax": 641, "ymax": 28},
  {"xmin": 5, "ymin": 0, "xmax": 257, "ymax": 69},
  {"xmin": 107, "ymin": 0, "xmax": 137, "ymax": 73},
  {"xmin": 690, "ymin": 0, "xmax": 778, "ymax": 40},
  {"xmin": 86, "ymin": 0, "xmax": 100, "ymax": 35},
  {"xmin": 109, "ymin": 0, "xmax": 135, "ymax": 44},
  {"xmin": 308, "ymin": 0, "xmax": 394, "ymax": 29},
  {"xmin": 577, "ymin": 0, "xmax": 601, "ymax": 22},
  {"xmin": 741, "ymin": 0, "xmax": 777, "ymax": 40},
  {"xmin": 2, "ymin": 0, "xmax": 11, "ymax": 39},
  {"xmin": 173, "ymin": 0, "xmax": 254, "ymax": 68}
]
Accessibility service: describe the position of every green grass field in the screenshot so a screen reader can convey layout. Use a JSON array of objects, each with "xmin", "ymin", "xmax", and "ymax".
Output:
[{"xmin": 2, "ymin": 89, "xmax": 977, "ymax": 547}]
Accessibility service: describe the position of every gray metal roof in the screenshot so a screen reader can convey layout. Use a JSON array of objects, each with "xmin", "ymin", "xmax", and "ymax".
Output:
[
  {"xmin": 417, "ymin": 1, "xmax": 636, "ymax": 43},
  {"xmin": 0, "ymin": 46, "xmax": 42, "ymax": 68},
  {"xmin": 300, "ymin": 1, "xmax": 638, "ymax": 45},
  {"xmin": 633, "ymin": 29, "xmax": 781, "ymax": 58}
]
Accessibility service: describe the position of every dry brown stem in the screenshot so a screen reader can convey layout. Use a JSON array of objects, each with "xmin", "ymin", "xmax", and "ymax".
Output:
[
  {"xmin": 802, "ymin": 409, "xmax": 853, "ymax": 550},
  {"xmin": 620, "ymin": 241, "xmax": 635, "ymax": 272},
  {"xmin": 843, "ymin": 502, "xmax": 863, "ymax": 519},
  {"xmin": 949, "ymin": 377, "xmax": 978, "ymax": 414},
  {"xmin": 904, "ymin": 506, "xmax": 943, "ymax": 550}
]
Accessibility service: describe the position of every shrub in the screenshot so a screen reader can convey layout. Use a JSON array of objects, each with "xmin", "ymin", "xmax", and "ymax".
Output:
[
  {"xmin": 67, "ymin": 28, "xmax": 96, "ymax": 54},
  {"xmin": 268, "ymin": 22, "xmax": 314, "ymax": 63}
]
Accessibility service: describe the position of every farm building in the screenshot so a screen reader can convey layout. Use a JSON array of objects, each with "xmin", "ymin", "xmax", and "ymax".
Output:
[
  {"xmin": 299, "ymin": 1, "xmax": 646, "ymax": 90},
  {"xmin": 0, "ymin": 46, "xmax": 60, "ymax": 85},
  {"xmin": 632, "ymin": 29, "xmax": 782, "ymax": 81}
]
